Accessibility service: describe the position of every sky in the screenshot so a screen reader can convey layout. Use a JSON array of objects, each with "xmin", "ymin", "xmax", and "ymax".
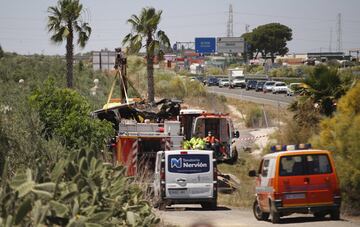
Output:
[{"xmin": 1, "ymin": 0, "xmax": 360, "ymax": 55}]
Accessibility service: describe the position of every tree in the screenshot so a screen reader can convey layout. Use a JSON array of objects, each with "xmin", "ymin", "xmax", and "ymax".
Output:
[
  {"xmin": 47, "ymin": 0, "xmax": 91, "ymax": 88},
  {"xmin": 30, "ymin": 79, "xmax": 114, "ymax": 151},
  {"xmin": 313, "ymin": 81, "xmax": 360, "ymax": 213},
  {"xmin": 0, "ymin": 45, "xmax": 4, "ymax": 58},
  {"xmin": 242, "ymin": 23, "xmax": 292, "ymax": 63},
  {"xmin": 290, "ymin": 65, "xmax": 345, "ymax": 118},
  {"xmin": 123, "ymin": 7, "xmax": 170, "ymax": 103}
]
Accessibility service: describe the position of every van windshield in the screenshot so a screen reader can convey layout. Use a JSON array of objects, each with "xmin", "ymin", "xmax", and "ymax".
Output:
[
  {"xmin": 168, "ymin": 154, "xmax": 210, "ymax": 174},
  {"xmin": 279, "ymin": 154, "xmax": 332, "ymax": 176}
]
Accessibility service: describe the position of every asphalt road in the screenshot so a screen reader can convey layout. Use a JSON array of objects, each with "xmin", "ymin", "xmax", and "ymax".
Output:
[
  {"xmin": 207, "ymin": 86, "xmax": 295, "ymax": 107},
  {"xmin": 157, "ymin": 205, "xmax": 360, "ymax": 227}
]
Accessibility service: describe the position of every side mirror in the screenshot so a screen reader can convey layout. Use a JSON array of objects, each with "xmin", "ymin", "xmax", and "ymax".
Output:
[
  {"xmin": 234, "ymin": 131, "xmax": 240, "ymax": 138},
  {"xmin": 248, "ymin": 170, "xmax": 257, "ymax": 177}
]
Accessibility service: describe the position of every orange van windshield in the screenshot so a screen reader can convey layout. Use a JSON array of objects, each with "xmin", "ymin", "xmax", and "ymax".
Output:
[{"xmin": 279, "ymin": 154, "xmax": 332, "ymax": 176}]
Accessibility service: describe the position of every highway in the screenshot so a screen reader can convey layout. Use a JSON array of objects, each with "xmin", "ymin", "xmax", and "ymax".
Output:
[{"xmin": 207, "ymin": 86, "xmax": 295, "ymax": 108}]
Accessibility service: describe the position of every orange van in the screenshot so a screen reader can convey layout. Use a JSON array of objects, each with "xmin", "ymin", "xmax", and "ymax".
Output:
[{"xmin": 249, "ymin": 144, "xmax": 341, "ymax": 223}]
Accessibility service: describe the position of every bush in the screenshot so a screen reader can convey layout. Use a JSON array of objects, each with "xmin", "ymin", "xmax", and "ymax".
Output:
[
  {"xmin": 269, "ymin": 67, "xmax": 296, "ymax": 77},
  {"xmin": 312, "ymin": 81, "xmax": 360, "ymax": 214},
  {"xmin": 0, "ymin": 149, "xmax": 159, "ymax": 226},
  {"xmin": 244, "ymin": 65, "xmax": 264, "ymax": 74},
  {"xmin": 206, "ymin": 66, "xmax": 223, "ymax": 75},
  {"xmin": 29, "ymin": 79, "xmax": 114, "ymax": 151},
  {"xmin": 0, "ymin": 82, "xmax": 67, "ymax": 178}
]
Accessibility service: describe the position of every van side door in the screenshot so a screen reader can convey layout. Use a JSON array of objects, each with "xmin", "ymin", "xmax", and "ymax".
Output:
[{"xmin": 256, "ymin": 158, "xmax": 274, "ymax": 211}]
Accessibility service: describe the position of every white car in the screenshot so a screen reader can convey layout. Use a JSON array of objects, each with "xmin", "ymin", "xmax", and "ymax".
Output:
[
  {"xmin": 218, "ymin": 78, "xmax": 230, "ymax": 87},
  {"xmin": 287, "ymin": 83, "xmax": 304, "ymax": 96},
  {"xmin": 272, "ymin": 82, "xmax": 288, "ymax": 94},
  {"xmin": 153, "ymin": 150, "xmax": 217, "ymax": 210},
  {"xmin": 263, "ymin": 81, "xmax": 276, "ymax": 93}
]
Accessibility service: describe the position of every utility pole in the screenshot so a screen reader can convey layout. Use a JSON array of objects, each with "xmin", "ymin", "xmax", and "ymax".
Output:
[
  {"xmin": 227, "ymin": 4, "xmax": 233, "ymax": 37},
  {"xmin": 336, "ymin": 13, "xmax": 342, "ymax": 52},
  {"xmin": 329, "ymin": 28, "xmax": 333, "ymax": 52},
  {"xmin": 245, "ymin": 24, "xmax": 250, "ymax": 33}
]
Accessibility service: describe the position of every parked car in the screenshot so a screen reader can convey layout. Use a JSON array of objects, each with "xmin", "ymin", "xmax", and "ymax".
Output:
[
  {"xmin": 206, "ymin": 77, "xmax": 219, "ymax": 86},
  {"xmin": 263, "ymin": 81, "xmax": 276, "ymax": 93},
  {"xmin": 255, "ymin": 81, "xmax": 265, "ymax": 92},
  {"xmin": 272, "ymin": 82, "xmax": 288, "ymax": 94},
  {"xmin": 287, "ymin": 82, "xmax": 307, "ymax": 96},
  {"xmin": 218, "ymin": 78, "xmax": 230, "ymax": 87},
  {"xmin": 246, "ymin": 80, "xmax": 258, "ymax": 90},
  {"xmin": 249, "ymin": 144, "xmax": 341, "ymax": 223}
]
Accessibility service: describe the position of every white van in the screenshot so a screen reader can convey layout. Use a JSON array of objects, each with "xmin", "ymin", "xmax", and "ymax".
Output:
[{"xmin": 153, "ymin": 150, "xmax": 217, "ymax": 210}]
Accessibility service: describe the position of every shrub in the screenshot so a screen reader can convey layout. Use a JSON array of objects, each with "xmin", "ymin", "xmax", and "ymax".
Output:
[
  {"xmin": 0, "ymin": 150, "xmax": 159, "ymax": 226},
  {"xmin": 29, "ymin": 79, "xmax": 114, "ymax": 151},
  {"xmin": 312, "ymin": 81, "xmax": 360, "ymax": 214}
]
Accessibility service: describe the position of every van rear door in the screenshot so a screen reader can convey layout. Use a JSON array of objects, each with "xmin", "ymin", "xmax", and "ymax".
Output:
[
  {"xmin": 165, "ymin": 150, "xmax": 214, "ymax": 199},
  {"xmin": 304, "ymin": 153, "xmax": 335, "ymax": 206},
  {"xmin": 278, "ymin": 152, "xmax": 335, "ymax": 207}
]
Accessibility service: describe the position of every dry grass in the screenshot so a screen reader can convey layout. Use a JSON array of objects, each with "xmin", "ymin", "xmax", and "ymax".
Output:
[{"xmin": 217, "ymin": 152, "xmax": 260, "ymax": 208}]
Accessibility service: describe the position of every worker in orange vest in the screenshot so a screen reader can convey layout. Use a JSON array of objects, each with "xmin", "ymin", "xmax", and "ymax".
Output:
[
  {"xmin": 204, "ymin": 131, "xmax": 219, "ymax": 144},
  {"xmin": 204, "ymin": 131, "xmax": 221, "ymax": 158}
]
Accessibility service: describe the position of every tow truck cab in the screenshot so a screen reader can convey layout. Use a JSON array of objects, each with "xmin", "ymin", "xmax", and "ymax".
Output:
[{"xmin": 249, "ymin": 144, "xmax": 341, "ymax": 223}]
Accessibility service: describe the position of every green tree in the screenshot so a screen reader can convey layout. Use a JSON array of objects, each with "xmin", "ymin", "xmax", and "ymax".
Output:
[
  {"xmin": 291, "ymin": 65, "xmax": 345, "ymax": 117},
  {"xmin": 313, "ymin": 81, "xmax": 360, "ymax": 213},
  {"xmin": 123, "ymin": 7, "xmax": 170, "ymax": 103},
  {"xmin": 47, "ymin": 0, "xmax": 91, "ymax": 88},
  {"xmin": 30, "ymin": 79, "xmax": 114, "ymax": 151},
  {"xmin": 242, "ymin": 23, "xmax": 292, "ymax": 63},
  {"xmin": 0, "ymin": 45, "xmax": 4, "ymax": 58}
]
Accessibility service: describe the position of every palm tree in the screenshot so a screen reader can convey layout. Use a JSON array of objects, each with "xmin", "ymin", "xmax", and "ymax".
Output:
[
  {"xmin": 123, "ymin": 7, "xmax": 170, "ymax": 103},
  {"xmin": 290, "ymin": 65, "xmax": 345, "ymax": 118},
  {"xmin": 47, "ymin": 0, "xmax": 91, "ymax": 88}
]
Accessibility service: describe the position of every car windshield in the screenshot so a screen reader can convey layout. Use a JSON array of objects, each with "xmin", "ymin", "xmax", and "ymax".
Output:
[
  {"xmin": 266, "ymin": 82, "xmax": 275, "ymax": 85},
  {"xmin": 276, "ymin": 83, "xmax": 286, "ymax": 86},
  {"xmin": 258, "ymin": 82, "xmax": 265, "ymax": 85}
]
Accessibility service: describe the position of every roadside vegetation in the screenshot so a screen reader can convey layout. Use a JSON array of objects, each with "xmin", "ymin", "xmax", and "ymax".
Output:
[
  {"xmin": 271, "ymin": 65, "xmax": 360, "ymax": 214},
  {"xmin": 0, "ymin": 53, "xmax": 160, "ymax": 225}
]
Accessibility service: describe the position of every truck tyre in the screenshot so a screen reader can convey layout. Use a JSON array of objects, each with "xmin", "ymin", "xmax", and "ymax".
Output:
[
  {"xmin": 330, "ymin": 208, "xmax": 340, "ymax": 220},
  {"xmin": 201, "ymin": 200, "xmax": 217, "ymax": 210},
  {"xmin": 253, "ymin": 200, "xmax": 269, "ymax": 221},
  {"xmin": 270, "ymin": 203, "xmax": 280, "ymax": 223}
]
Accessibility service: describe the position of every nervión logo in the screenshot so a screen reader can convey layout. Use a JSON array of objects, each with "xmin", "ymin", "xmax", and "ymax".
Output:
[{"xmin": 171, "ymin": 158, "xmax": 182, "ymax": 168}]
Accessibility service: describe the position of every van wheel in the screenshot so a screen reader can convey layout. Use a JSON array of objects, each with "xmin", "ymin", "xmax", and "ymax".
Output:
[
  {"xmin": 330, "ymin": 208, "xmax": 340, "ymax": 220},
  {"xmin": 313, "ymin": 211, "xmax": 326, "ymax": 219},
  {"xmin": 201, "ymin": 201, "xmax": 217, "ymax": 210},
  {"xmin": 270, "ymin": 203, "xmax": 281, "ymax": 223},
  {"xmin": 253, "ymin": 200, "xmax": 269, "ymax": 221},
  {"xmin": 158, "ymin": 201, "xmax": 167, "ymax": 211},
  {"xmin": 229, "ymin": 149, "xmax": 238, "ymax": 164}
]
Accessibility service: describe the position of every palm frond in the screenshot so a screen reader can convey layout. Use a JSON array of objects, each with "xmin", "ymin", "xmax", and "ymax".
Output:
[{"xmin": 157, "ymin": 30, "xmax": 170, "ymax": 47}]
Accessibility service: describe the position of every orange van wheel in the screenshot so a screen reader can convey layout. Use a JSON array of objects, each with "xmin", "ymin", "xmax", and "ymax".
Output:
[
  {"xmin": 330, "ymin": 208, "xmax": 340, "ymax": 220},
  {"xmin": 253, "ymin": 200, "xmax": 269, "ymax": 221}
]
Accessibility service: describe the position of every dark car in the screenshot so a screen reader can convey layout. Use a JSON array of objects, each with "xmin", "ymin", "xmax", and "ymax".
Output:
[
  {"xmin": 255, "ymin": 81, "xmax": 265, "ymax": 92},
  {"xmin": 206, "ymin": 77, "xmax": 219, "ymax": 86},
  {"xmin": 246, "ymin": 80, "xmax": 257, "ymax": 90}
]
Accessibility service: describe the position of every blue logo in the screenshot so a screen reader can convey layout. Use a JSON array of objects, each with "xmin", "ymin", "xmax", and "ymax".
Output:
[{"xmin": 171, "ymin": 158, "xmax": 182, "ymax": 168}]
